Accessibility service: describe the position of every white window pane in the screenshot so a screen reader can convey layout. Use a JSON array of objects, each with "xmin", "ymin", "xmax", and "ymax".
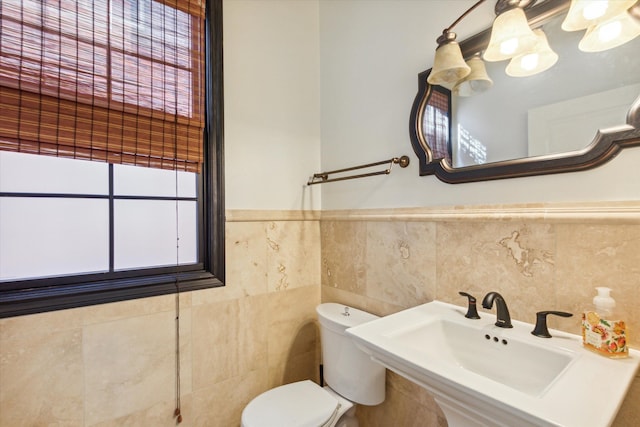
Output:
[
  {"xmin": 0, "ymin": 152, "xmax": 109, "ymax": 194},
  {"xmin": 0, "ymin": 198, "xmax": 109, "ymax": 281},
  {"xmin": 113, "ymin": 164, "xmax": 197, "ymax": 197},
  {"xmin": 114, "ymin": 200, "xmax": 197, "ymax": 270},
  {"xmin": 177, "ymin": 201, "xmax": 198, "ymax": 264}
]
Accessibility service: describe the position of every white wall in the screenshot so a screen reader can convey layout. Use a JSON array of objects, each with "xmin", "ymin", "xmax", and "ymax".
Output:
[
  {"xmin": 318, "ymin": 0, "xmax": 640, "ymax": 210},
  {"xmin": 223, "ymin": 0, "xmax": 640, "ymax": 211},
  {"xmin": 224, "ymin": 0, "xmax": 321, "ymax": 210}
]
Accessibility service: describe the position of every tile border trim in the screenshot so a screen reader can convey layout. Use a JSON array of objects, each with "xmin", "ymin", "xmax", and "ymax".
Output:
[
  {"xmin": 227, "ymin": 202, "xmax": 640, "ymax": 223},
  {"xmin": 226, "ymin": 210, "xmax": 322, "ymax": 222}
]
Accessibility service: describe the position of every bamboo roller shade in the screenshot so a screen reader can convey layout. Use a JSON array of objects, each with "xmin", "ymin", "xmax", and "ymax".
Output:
[{"xmin": 0, "ymin": 0, "xmax": 206, "ymax": 173}]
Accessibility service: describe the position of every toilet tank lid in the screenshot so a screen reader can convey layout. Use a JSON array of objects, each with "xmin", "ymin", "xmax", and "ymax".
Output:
[
  {"xmin": 316, "ymin": 303, "xmax": 379, "ymax": 330},
  {"xmin": 242, "ymin": 380, "xmax": 339, "ymax": 427}
]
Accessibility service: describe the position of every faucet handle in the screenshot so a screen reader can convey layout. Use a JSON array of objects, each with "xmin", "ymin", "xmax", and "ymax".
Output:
[
  {"xmin": 458, "ymin": 291, "xmax": 481, "ymax": 319},
  {"xmin": 531, "ymin": 311, "xmax": 573, "ymax": 338}
]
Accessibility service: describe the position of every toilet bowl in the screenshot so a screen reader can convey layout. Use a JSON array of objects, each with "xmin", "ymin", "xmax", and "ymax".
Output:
[
  {"xmin": 241, "ymin": 303, "xmax": 386, "ymax": 427},
  {"xmin": 241, "ymin": 380, "xmax": 356, "ymax": 427}
]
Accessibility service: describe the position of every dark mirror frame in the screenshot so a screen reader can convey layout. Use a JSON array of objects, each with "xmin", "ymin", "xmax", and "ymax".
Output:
[{"xmin": 409, "ymin": 0, "xmax": 640, "ymax": 184}]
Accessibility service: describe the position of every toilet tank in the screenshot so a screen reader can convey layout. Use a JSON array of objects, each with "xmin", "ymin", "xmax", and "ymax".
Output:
[{"xmin": 316, "ymin": 303, "xmax": 385, "ymax": 406}]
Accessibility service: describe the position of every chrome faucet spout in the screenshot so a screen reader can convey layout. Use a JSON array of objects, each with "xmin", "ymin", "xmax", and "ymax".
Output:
[{"xmin": 482, "ymin": 292, "xmax": 513, "ymax": 328}]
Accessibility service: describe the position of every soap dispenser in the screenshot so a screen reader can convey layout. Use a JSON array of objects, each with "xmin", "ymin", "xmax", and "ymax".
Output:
[{"xmin": 582, "ymin": 287, "xmax": 628, "ymax": 358}]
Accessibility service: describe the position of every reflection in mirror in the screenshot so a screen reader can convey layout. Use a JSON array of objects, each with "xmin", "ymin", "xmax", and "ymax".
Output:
[
  {"xmin": 452, "ymin": 12, "xmax": 640, "ymax": 168},
  {"xmin": 409, "ymin": 0, "xmax": 640, "ymax": 183}
]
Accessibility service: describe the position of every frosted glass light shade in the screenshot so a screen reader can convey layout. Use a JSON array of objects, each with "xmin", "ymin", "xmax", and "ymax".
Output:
[
  {"xmin": 428, "ymin": 40, "xmax": 471, "ymax": 86},
  {"xmin": 578, "ymin": 12, "xmax": 640, "ymax": 51},
  {"xmin": 454, "ymin": 55, "xmax": 493, "ymax": 96},
  {"xmin": 506, "ymin": 29, "xmax": 559, "ymax": 77},
  {"xmin": 562, "ymin": 0, "xmax": 636, "ymax": 31},
  {"xmin": 483, "ymin": 8, "xmax": 539, "ymax": 62}
]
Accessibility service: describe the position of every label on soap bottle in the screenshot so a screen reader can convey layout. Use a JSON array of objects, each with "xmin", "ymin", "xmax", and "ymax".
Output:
[{"xmin": 582, "ymin": 311, "xmax": 628, "ymax": 358}]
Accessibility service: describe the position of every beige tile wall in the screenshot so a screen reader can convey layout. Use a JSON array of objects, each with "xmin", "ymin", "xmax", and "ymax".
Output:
[
  {"xmin": 1, "ymin": 204, "xmax": 638, "ymax": 426},
  {"xmin": 0, "ymin": 217, "xmax": 321, "ymax": 427},
  {"xmin": 321, "ymin": 203, "xmax": 640, "ymax": 427}
]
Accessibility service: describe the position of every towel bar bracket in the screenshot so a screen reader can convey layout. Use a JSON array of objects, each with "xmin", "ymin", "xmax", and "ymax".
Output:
[{"xmin": 307, "ymin": 155, "xmax": 410, "ymax": 185}]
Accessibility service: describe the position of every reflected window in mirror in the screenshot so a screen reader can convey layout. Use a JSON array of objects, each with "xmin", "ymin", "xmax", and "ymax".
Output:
[{"xmin": 422, "ymin": 85, "xmax": 452, "ymax": 164}]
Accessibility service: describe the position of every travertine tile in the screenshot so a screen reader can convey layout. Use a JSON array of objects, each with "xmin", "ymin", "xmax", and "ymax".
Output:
[
  {"xmin": 365, "ymin": 221, "xmax": 436, "ymax": 309},
  {"xmin": 214, "ymin": 221, "xmax": 269, "ymax": 301},
  {"xmin": 89, "ymin": 395, "xmax": 193, "ymax": 427},
  {"xmin": 268, "ymin": 319, "xmax": 320, "ymax": 387},
  {"xmin": 191, "ymin": 294, "xmax": 268, "ymax": 390},
  {"xmin": 83, "ymin": 309, "xmax": 192, "ymax": 425},
  {"xmin": 357, "ymin": 371, "xmax": 444, "ymax": 427},
  {"xmin": 266, "ymin": 285, "xmax": 320, "ymax": 388},
  {"xmin": 321, "ymin": 221, "xmax": 367, "ymax": 294},
  {"xmin": 266, "ymin": 221, "xmax": 320, "ymax": 292},
  {"xmin": 321, "ymin": 286, "xmax": 407, "ymax": 318},
  {"xmin": 556, "ymin": 224, "xmax": 640, "ymax": 345},
  {"xmin": 0, "ymin": 306, "xmax": 83, "ymax": 341},
  {"xmin": 191, "ymin": 369, "xmax": 268, "ymax": 427},
  {"xmin": 82, "ymin": 293, "xmax": 190, "ymax": 326},
  {"xmin": 436, "ymin": 221, "xmax": 556, "ymax": 323},
  {"xmin": 386, "ymin": 371, "xmax": 441, "ymax": 413},
  {"xmin": 321, "ymin": 285, "xmax": 367, "ymax": 310},
  {"xmin": 0, "ymin": 328, "xmax": 84, "ymax": 426},
  {"xmin": 268, "ymin": 350, "xmax": 320, "ymax": 390}
]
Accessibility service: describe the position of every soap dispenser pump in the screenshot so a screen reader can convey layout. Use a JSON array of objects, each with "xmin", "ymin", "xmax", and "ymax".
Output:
[
  {"xmin": 582, "ymin": 287, "xmax": 628, "ymax": 358},
  {"xmin": 593, "ymin": 287, "xmax": 615, "ymax": 317}
]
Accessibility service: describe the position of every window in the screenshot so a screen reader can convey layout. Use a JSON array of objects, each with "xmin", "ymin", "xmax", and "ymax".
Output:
[
  {"xmin": 422, "ymin": 85, "xmax": 451, "ymax": 164},
  {"xmin": 0, "ymin": 0, "xmax": 224, "ymax": 318}
]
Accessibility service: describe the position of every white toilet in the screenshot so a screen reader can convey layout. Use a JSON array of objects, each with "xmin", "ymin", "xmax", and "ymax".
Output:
[{"xmin": 241, "ymin": 303, "xmax": 386, "ymax": 427}]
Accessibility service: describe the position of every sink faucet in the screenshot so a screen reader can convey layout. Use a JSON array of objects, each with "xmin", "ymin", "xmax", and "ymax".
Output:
[{"xmin": 482, "ymin": 292, "xmax": 513, "ymax": 328}]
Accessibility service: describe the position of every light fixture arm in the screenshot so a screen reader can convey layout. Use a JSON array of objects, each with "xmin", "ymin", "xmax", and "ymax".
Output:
[
  {"xmin": 437, "ymin": 0, "xmax": 488, "ymax": 46},
  {"xmin": 436, "ymin": 30, "xmax": 458, "ymax": 46},
  {"xmin": 437, "ymin": 0, "xmax": 538, "ymax": 45},
  {"xmin": 494, "ymin": 0, "xmax": 537, "ymax": 15},
  {"xmin": 442, "ymin": 0, "xmax": 538, "ymax": 38},
  {"xmin": 445, "ymin": 0, "xmax": 488, "ymax": 35}
]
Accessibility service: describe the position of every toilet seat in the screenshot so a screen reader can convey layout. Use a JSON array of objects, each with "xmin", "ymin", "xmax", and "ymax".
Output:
[{"xmin": 241, "ymin": 380, "xmax": 341, "ymax": 427}]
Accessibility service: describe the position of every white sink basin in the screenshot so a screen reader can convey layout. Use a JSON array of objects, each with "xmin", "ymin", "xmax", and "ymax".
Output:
[
  {"xmin": 346, "ymin": 301, "xmax": 640, "ymax": 427},
  {"xmin": 389, "ymin": 317, "xmax": 574, "ymax": 397}
]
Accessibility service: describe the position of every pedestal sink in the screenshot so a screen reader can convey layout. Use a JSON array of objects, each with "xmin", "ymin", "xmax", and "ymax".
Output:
[{"xmin": 346, "ymin": 301, "xmax": 640, "ymax": 427}]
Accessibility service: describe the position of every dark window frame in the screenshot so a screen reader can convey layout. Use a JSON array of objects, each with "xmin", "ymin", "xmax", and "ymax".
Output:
[{"xmin": 0, "ymin": 0, "xmax": 224, "ymax": 318}]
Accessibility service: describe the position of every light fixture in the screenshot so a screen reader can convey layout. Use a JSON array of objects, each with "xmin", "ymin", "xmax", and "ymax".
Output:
[
  {"xmin": 428, "ymin": 31, "xmax": 471, "ymax": 86},
  {"xmin": 454, "ymin": 54, "xmax": 494, "ymax": 96},
  {"xmin": 483, "ymin": 3, "xmax": 540, "ymax": 62},
  {"xmin": 561, "ymin": 0, "xmax": 637, "ymax": 31},
  {"xmin": 427, "ymin": 0, "xmax": 487, "ymax": 87},
  {"xmin": 428, "ymin": 0, "xmax": 567, "ymax": 91},
  {"xmin": 578, "ymin": 10, "xmax": 640, "ymax": 51},
  {"xmin": 631, "ymin": 1, "xmax": 640, "ymax": 20},
  {"xmin": 506, "ymin": 29, "xmax": 558, "ymax": 76}
]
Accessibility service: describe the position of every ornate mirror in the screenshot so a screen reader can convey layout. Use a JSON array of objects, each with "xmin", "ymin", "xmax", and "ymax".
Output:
[{"xmin": 409, "ymin": 0, "xmax": 640, "ymax": 183}]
